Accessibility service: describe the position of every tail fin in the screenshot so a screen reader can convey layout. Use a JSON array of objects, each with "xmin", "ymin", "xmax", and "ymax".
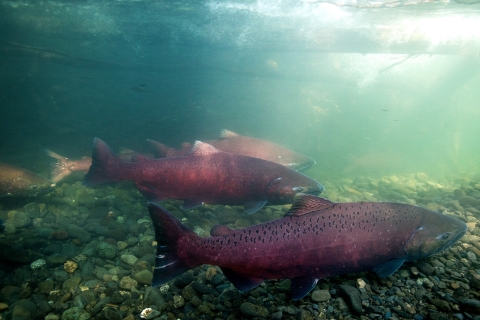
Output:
[
  {"xmin": 83, "ymin": 138, "xmax": 123, "ymax": 186},
  {"xmin": 148, "ymin": 202, "xmax": 199, "ymax": 287},
  {"xmin": 147, "ymin": 139, "xmax": 176, "ymax": 158},
  {"xmin": 45, "ymin": 149, "xmax": 71, "ymax": 183}
]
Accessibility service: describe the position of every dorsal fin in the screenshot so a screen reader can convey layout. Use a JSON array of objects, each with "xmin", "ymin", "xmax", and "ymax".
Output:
[
  {"xmin": 285, "ymin": 193, "xmax": 334, "ymax": 217},
  {"xmin": 220, "ymin": 129, "xmax": 239, "ymax": 139},
  {"xmin": 210, "ymin": 225, "xmax": 232, "ymax": 236},
  {"xmin": 187, "ymin": 141, "xmax": 220, "ymax": 156}
]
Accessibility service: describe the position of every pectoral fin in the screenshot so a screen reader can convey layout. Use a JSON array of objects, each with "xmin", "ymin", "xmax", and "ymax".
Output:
[
  {"xmin": 181, "ymin": 199, "xmax": 204, "ymax": 210},
  {"xmin": 244, "ymin": 200, "xmax": 267, "ymax": 214},
  {"xmin": 221, "ymin": 268, "xmax": 264, "ymax": 292},
  {"xmin": 135, "ymin": 183, "xmax": 167, "ymax": 202},
  {"xmin": 291, "ymin": 276, "xmax": 319, "ymax": 301},
  {"xmin": 372, "ymin": 258, "xmax": 405, "ymax": 277}
]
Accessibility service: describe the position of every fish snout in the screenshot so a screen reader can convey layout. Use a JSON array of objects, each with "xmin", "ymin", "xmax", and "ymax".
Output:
[{"xmin": 293, "ymin": 182, "xmax": 324, "ymax": 196}]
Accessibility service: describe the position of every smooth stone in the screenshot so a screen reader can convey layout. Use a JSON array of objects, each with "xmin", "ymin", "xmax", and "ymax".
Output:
[
  {"xmin": 174, "ymin": 272, "xmax": 194, "ymax": 289},
  {"xmin": 67, "ymin": 225, "xmax": 92, "ymax": 243},
  {"xmin": 120, "ymin": 254, "xmax": 138, "ymax": 266},
  {"xmin": 61, "ymin": 242, "xmax": 78, "ymax": 258},
  {"xmin": 134, "ymin": 270, "xmax": 153, "ymax": 285},
  {"xmin": 38, "ymin": 279, "xmax": 55, "ymax": 294},
  {"xmin": 459, "ymin": 196, "xmax": 479, "ymax": 207},
  {"xmin": 339, "ymin": 284, "xmax": 363, "ymax": 313},
  {"xmin": 311, "ymin": 290, "xmax": 331, "ymax": 302},
  {"xmin": 46, "ymin": 253, "xmax": 68, "ymax": 267},
  {"xmin": 143, "ymin": 287, "xmax": 166, "ymax": 307},
  {"xmin": 11, "ymin": 299, "xmax": 38, "ymax": 318},
  {"xmin": 62, "ymin": 276, "xmax": 82, "ymax": 292},
  {"xmin": 240, "ymin": 302, "xmax": 269, "ymax": 318}
]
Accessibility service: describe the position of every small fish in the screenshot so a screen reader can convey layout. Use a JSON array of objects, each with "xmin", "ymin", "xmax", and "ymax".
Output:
[
  {"xmin": 148, "ymin": 193, "xmax": 466, "ymax": 300},
  {"xmin": 84, "ymin": 138, "xmax": 324, "ymax": 214},
  {"xmin": 46, "ymin": 148, "xmax": 152, "ymax": 183},
  {"xmin": 0, "ymin": 162, "xmax": 55, "ymax": 197},
  {"xmin": 148, "ymin": 129, "xmax": 316, "ymax": 171}
]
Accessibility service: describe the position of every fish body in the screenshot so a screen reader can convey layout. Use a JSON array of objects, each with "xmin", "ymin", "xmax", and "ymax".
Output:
[
  {"xmin": 149, "ymin": 194, "xmax": 467, "ymax": 300},
  {"xmin": 148, "ymin": 129, "xmax": 316, "ymax": 171},
  {"xmin": 84, "ymin": 138, "xmax": 324, "ymax": 213},
  {"xmin": 46, "ymin": 148, "xmax": 152, "ymax": 183},
  {"xmin": 0, "ymin": 162, "xmax": 55, "ymax": 197}
]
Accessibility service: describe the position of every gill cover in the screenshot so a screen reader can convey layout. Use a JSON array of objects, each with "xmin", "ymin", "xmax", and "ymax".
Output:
[{"xmin": 404, "ymin": 212, "xmax": 467, "ymax": 261}]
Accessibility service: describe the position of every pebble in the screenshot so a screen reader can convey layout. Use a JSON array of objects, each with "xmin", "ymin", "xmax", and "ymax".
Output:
[
  {"xmin": 119, "ymin": 276, "xmax": 138, "ymax": 290},
  {"xmin": 240, "ymin": 302, "xmax": 269, "ymax": 318},
  {"xmin": 134, "ymin": 270, "xmax": 153, "ymax": 285},
  {"xmin": 120, "ymin": 254, "xmax": 138, "ymax": 266},
  {"xmin": 311, "ymin": 289, "xmax": 331, "ymax": 302}
]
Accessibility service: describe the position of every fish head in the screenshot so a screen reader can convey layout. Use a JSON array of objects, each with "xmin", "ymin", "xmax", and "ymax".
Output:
[
  {"xmin": 10, "ymin": 177, "xmax": 56, "ymax": 197},
  {"xmin": 404, "ymin": 210, "xmax": 467, "ymax": 261},
  {"xmin": 265, "ymin": 174, "xmax": 325, "ymax": 204}
]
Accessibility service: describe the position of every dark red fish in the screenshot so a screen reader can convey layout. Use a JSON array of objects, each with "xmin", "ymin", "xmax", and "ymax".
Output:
[
  {"xmin": 0, "ymin": 162, "xmax": 55, "ymax": 197},
  {"xmin": 148, "ymin": 129, "xmax": 316, "ymax": 171},
  {"xmin": 83, "ymin": 138, "xmax": 324, "ymax": 214},
  {"xmin": 148, "ymin": 193, "xmax": 466, "ymax": 300},
  {"xmin": 46, "ymin": 148, "xmax": 153, "ymax": 183}
]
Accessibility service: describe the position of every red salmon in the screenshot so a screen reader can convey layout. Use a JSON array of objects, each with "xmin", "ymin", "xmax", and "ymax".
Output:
[
  {"xmin": 148, "ymin": 129, "xmax": 316, "ymax": 171},
  {"xmin": 83, "ymin": 138, "xmax": 324, "ymax": 213},
  {"xmin": 148, "ymin": 194, "xmax": 467, "ymax": 300}
]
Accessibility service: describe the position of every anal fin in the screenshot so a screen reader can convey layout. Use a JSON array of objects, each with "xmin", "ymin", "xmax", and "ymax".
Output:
[
  {"xmin": 291, "ymin": 276, "xmax": 319, "ymax": 301},
  {"xmin": 221, "ymin": 268, "xmax": 264, "ymax": 292},
  {"xmin": 372, "ymin": 258, "xmax": 405, "ymax": 277}
]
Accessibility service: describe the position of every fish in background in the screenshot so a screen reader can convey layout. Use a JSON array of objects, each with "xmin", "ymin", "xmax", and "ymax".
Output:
[
  {"xmin": 46, "ymin": 148, "xmax": 153, "ymax": 183},
  {"xmin": 148, "ymin": 129, "xmax": 316, "ymax": 171},
  {"xmin": 83, "ymin": 138, "xmax": 324, "ymax": 214},
  {"xmin": 148, "ymin": 193, "xmax": 467, "ymax": 300},
  {"xmin": 0, "ymin": 162, "xmax": 55, "ymax": 197}
]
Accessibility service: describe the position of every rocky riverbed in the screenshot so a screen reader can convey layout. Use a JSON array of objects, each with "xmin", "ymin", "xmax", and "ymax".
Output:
[{"xmin": 1, "ymin": 172, "xmax": 480, "ymax": 320}]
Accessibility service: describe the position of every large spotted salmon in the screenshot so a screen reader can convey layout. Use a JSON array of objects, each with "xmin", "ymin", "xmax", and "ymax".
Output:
[{"xmin": 148, "ymin": 193, "xmax": 466, "ymax": 300}]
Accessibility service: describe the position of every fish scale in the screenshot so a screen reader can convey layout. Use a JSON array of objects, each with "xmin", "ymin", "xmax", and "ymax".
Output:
[{"xmin": 148, "ymin": 193, "xmax": 467, "ymax": 300}]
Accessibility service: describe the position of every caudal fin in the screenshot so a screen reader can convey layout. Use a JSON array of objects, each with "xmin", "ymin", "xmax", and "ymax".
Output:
[
  {"xmin": 148, "ymin": 202, "xmax": 199, "ymax": 287},
  {"xmin": 147, "ymin": 139, "xmax": 177, "ymax": 158},
  {"xmin": 45, "ymin": 149, "xmax": 71, "ymax": 183},
  {"xmin": 83, "ymin": 138, "xmax": 123, "ymax": 186}
]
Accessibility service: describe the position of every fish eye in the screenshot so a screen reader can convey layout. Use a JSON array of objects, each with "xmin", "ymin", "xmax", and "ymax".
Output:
[
  {"xmin": 438, "ymin": 233, "xmax": 450, "ymax": 241},
  {"xmin": 293, "ymin": 187, "xmax": 304, "ymax": 192}
]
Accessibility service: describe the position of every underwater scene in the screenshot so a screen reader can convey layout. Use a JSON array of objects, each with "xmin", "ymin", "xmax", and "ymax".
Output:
[{"xmin": 1, "ymin": 0, "xmax": 480, "ymax": 319}]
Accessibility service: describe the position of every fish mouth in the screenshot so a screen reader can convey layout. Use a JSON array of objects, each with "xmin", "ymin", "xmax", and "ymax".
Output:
[{"xmin": 302, "ymin": 183, "xmax": 325, "ymax": 196}]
